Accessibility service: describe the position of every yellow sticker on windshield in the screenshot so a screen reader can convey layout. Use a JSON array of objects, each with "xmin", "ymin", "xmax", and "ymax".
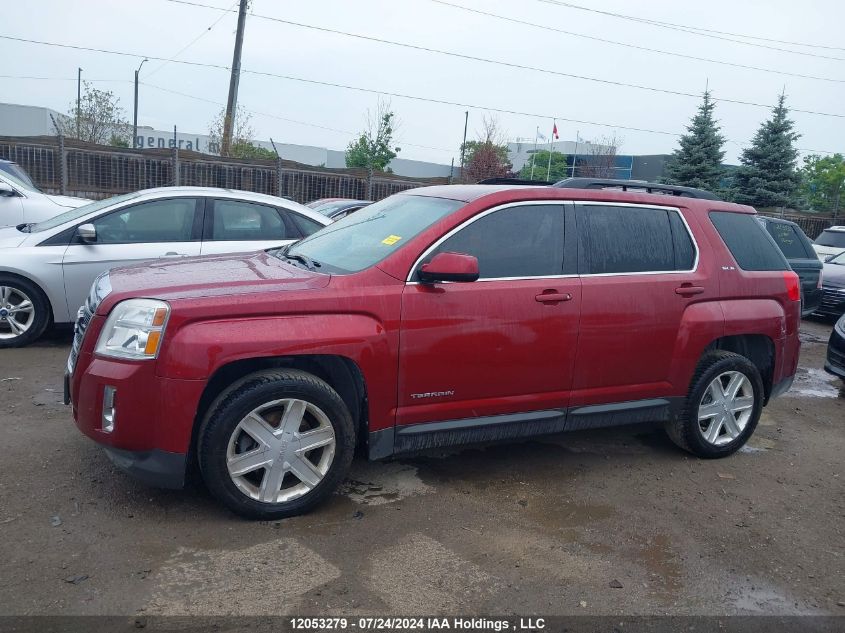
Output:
[{"xmin": 381, "ymin": 235, "xmax": 402, "ymax": 245}]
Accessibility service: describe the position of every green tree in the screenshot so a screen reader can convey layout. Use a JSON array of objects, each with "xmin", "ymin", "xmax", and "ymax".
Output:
[
  {"xmin": 207, "ymin": 106, "xmax": 273, "ymax": 158},
  {"xmin": 519, "ymin": 150, "xmax": 570, "ymax": 181},
  {"xmin": 731, "ymin": 94, "xmax": 801, "ymax": 208},
  {"xmin": 57, "ymin": 81, "xmax": 130, "ymax": 145},
  {"xmin": 345, "ymin": 101, "xmax": 399, "ymax": 172},
  {"xmin": 798, "ymin": 153, "xmax": 845, "ymax": 216},
  {"xmin": 665, "ymin": 90, "xmax": 725, "ymax": 191}
]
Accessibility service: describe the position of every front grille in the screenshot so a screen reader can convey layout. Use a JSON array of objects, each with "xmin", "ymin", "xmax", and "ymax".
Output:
[
  {"xmin": 817, "ymin": 287, "xmax": 845, "ymax": 315},
  {"xmin": 67, "ymin": 300, "xmax": 93, "ymax": 375}
]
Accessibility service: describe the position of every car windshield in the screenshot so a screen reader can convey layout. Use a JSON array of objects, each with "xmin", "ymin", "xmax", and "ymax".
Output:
[
  {"xmin": 29, "ymin": 191, "xmax": 142, "ymax": 232},
  {"xmin": 313, "ymin": 201, "xmax": 354, "ymax": 216},
  {"xmin": 0, "ymin": 169, "xmax": 38, "ymax": 193},
  {"xmin": 829, "ymin": 251, "xmax": 845, "ymax": 265},
  {"xmin": 284, "ymin": 194, "xmax": 463, "ymax": 273},
  {"xmin": 815, "ymin": 230, "xmax": 845, "ymax": 248}
]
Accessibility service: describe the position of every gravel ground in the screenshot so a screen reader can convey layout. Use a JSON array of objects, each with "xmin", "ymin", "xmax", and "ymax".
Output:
[{"xmin": 0, "ymin": 320, "xmax": 842, "ymax": 616}]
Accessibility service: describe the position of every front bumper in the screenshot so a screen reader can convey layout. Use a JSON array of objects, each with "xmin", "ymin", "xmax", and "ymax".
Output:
[
  {"xmin": 814, "ymin": 286, "xmax": 845, "ymax": 318},
  {"xmin": 825, "ymin": 322, "xmax": 845, "ymax": 379},
  {"xmin": 103, "ymin": 446, "xmax": 186, "ymax": 489}
]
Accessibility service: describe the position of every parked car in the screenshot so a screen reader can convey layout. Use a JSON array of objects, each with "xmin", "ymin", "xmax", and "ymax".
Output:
[
  {"xmin": 0, "ymin": 187, "xmax": 330, "ymax": 347},
  {"xmin": 814, "ymin": 250, "xmax": 845, "ymax": 318},
  {"xmin": 312, "ymin": 199, "xmax": 372, "ymax": 221},
  {"xmin": 0, "ymin": 171, "xmax": 88, "ymax": 229},
  {"xmin": 305, "ymin": 197, "xmax": 345, "ymax": 209},
  {"xmin": 812, "ymin": 226, "xmax": 845, "ymax": 261},
  {"xmin": 825, "ymin": 313, "xmax": 845, "ymax": 382},
  {"xmin": 755, "ymin": 216, "xmax": 822, "ymax": 316},
  {"xmin": 67, "ymin": 180, "xmax": 801, "ymax": 519},
  {"xmin": 0, "ymin": 159, "xmax": 37, "ymax": 189}
]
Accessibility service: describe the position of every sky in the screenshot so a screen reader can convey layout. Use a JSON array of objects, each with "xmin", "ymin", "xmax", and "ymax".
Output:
[{"xmin": 1, "ymin": 0, "xmax": 843, "ymax": 167}]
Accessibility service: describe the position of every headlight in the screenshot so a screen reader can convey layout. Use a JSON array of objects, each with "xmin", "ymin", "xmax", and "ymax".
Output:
[
  {"xmin": 95, "ymin": 299, "xmax": 170, "ymax": 360},
  {"xmin": 88, "ymin": 272, "xmax": 112, "ymax": 313}
]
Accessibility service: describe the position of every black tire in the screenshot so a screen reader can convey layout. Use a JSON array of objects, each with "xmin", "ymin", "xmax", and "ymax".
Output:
[
  {"xmin": 665, "ymin": 351, "xmax": 764, "ymax": 458},
  {"xmin": 198, "ymin": 369, "xmax": 355, "ymax": 520},
  {"xmin": 0, "ymin": 274, "xmax": 51, "ymax": 349}
]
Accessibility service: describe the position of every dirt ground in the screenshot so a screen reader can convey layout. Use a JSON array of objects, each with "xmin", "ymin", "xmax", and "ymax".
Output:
[{"xmin": 0, "ymin": 320, "xmax": 842, "ymax": 617}]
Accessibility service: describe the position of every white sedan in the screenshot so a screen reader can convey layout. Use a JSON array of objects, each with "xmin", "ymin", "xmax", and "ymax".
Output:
[
  {"xmin": 0, "ymin": 171, "xmax": 89, "ymax": 227},
  {"xmin": 0, "ymin": 186, "xmax": 331, "ymax": 347}
]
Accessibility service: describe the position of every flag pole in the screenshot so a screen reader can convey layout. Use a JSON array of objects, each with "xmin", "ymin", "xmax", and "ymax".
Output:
[
  {"xmin": 530, "ymin": 126, "xmax": 539, "ymax": 180},
  {"xmin": 546, "ymin": 120, "xmax": 555, "ymax": 181}
]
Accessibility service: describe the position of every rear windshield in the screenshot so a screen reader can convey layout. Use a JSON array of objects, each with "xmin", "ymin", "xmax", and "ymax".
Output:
[
  {"xmin": 710, "ymin": 211, "xmax": 789, "ymax": 271},
  {"xmin": 763, "ymin": 220, "xmax": 813, "ymax": 259},
  {"xmin": 815, "ymin": 230, "xmax": 845, "ymax": 248}
]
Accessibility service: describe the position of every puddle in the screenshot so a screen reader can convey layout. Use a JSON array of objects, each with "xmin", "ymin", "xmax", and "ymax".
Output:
[
  {"xmin": 339, "ymin": 462, "xmax": 433, "ymax": 506},
  {"xmin": 728, "ymin": 583, "xmax": 820, "ymax": 615},
  {"xmin": 789, "ymin": 368, "xmax": 842, "ymax": 399}
]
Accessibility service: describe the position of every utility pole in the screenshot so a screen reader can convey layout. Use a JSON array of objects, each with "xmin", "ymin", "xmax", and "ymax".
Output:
[
  {"xmin": 221, "ymin": 0, "xmax": 249, "ymax": 157},
  {"xmin": 76, "ymin": 67, "xmax": 82, "ymax": 139},
  {"xmin": 458, "ymin": 111, "xmax": 468, "ymax": 180},
  {"xmin": 133, "ymin": 59, "xmax": 148, "ymax": 149}
]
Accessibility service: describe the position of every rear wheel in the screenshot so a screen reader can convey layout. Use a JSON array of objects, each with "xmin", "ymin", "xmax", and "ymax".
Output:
[
  {"xmin": 198, "ymin": 369, "xmax": 355, "ymax": 520},
  {"xmin": 666, "ymin": 351, "xmax": 764, "ymax": 458},
  {"xmin": 0, "ymin": 276, "xmax": 50, "ymax": 348}
]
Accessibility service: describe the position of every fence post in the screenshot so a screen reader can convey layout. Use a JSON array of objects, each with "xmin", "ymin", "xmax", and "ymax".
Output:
[
  {"xmin": 172, "ymin": 146, "xmax": 180, "ymax": 186},
  {"xmin": 57, "ymin": 134, "xmax": 67, "ymax": 195},
  {"xmin": 276, "ymin": 156, "xmax": 283, "ymax": 197}
]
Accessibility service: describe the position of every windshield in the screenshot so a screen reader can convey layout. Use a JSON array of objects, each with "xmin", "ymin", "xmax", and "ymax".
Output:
[
  {"xmin": 815, "ymin": 230, "xmax": 845, "ymax": 248},
  {"xmin": 0, "ymin": 169, "xmax": 38, "ymax": 193},
  {"xmin": 29, "ymin": 191, "xmax": 142, "ymax": 232},
  {"xmin": 286, "ymin": 194, "xmax": 463, "ymax": 273},
  {"xmin": 314, "ymin": 201, "xmax": 357, "ymax": 216},
  {"xmin": 829, "ymin": 251, "xmax": 845, "ymax": 265}
]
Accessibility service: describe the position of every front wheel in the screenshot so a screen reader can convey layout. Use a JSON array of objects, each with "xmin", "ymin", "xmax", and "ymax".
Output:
[
  {"xmin": 0, "ymin": 276, "xmax": 50, "ymax": 348},
  {"xmin": 666, "ymin": 351, "xmax": 764, "ymax": 458},
  {"xmin": 198, "ymin": 369, "xmax": 356, "ymax": 520}
]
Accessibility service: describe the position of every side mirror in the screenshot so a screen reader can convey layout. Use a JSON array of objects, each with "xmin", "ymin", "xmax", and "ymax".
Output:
[
  {"xmin": 418, "ymin": 252, "xmax": 479, "ymax": 283},
  {"xmin": 0, "ymin": 182, "xmax": 16, "ymax": 197},
  {"xmin": 77, "ymin": 223, "xmax": 97, "ymax": 244}
]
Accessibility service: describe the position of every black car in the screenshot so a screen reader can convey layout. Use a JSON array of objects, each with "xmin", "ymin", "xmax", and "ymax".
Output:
[
  {"xmin": 756, "ymin": 216, "xmax": 823, "ymax": 317},
  {"xmin": 825, "ymin": 313, "xmax": 845, "ymax": 382},
  {"xmin": 815, "ymin": 250, "xmax": 845, "ymax": 318}
]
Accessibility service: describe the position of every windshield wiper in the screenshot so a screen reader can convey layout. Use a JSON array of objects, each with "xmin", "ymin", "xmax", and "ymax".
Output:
[{"xmin": 284, "ymin": 252, "xmax": 321, "ymax": 271}]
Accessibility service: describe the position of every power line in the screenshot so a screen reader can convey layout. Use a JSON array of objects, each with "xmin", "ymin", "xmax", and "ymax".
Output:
[
  {"xmin": 143, "ymin": 0, "xmax": 237, "ymax": 79},
  {"xmin": 156, "ymin": 0, "xmax": 845, "ymax": 118},
  {"xmin": 426, "ymin": 0, "xmax": 843, "ymax": 84},
  {"xmin": 534, "ymin": 0, "xmax": 845, "ymax": 61},
  {"xmin": 0, "ymin": 50, "xmax": 838, "ymax": 155}
]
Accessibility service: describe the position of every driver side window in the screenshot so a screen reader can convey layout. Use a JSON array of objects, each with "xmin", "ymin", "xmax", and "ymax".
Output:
[
  {"xmin": 417, "ymin": 204, "xmax": 565, "ymax": 280},
  {"xmin": 90, "ymin": 198, "xmax": 199, "ymax": 244}
]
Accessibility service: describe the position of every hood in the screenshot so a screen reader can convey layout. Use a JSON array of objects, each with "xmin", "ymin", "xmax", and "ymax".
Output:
[
  {"xmin": 43, "ymin": 194, "xmax": 89, "ymax": 208},
  {"xmin": 822, "ymin": 261, "xmax": 845, "ymax": 287},
  {"xmin": 0, "ymin": 226, "xmax": 29, "ymax": 249},
  {"xmin": 103, "ymin": 250, "xmax": 330, "ymax": 309}
]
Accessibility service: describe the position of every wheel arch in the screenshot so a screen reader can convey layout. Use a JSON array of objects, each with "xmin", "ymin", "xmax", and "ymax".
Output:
[{"xmin": 704, "ymin": 334, "xmax": 776, "ymax": 403}]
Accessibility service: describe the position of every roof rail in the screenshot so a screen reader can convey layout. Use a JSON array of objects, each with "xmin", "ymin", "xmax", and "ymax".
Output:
[
  {"xmin": 477, "ymin": 177, "xmax": 554, "ymax": 186},
  {"xmin": 551, "ymin": 178, "xmax": 722, "ymax": 201}
]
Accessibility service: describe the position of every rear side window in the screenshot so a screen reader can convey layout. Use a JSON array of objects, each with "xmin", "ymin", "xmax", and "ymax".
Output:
[
  {"xmin": 710, "ymin": 212, "xmax": 788, "ymax": 271},
  {"xmin": 764, "ymin": 221, "xmax": 812, "ymax": 259},
  {"xmin": 577, "ymin": 204, "xmax": 694, "ymax": 274}
]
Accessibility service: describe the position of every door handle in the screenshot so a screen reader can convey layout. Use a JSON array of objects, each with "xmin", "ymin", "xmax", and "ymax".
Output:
[
  {"xmin": 535, "ymin": 291, "xmax": 573, "ymax": 304},
  {"xmin": 675, "ymin": 284, "xmax": 705, "ymax": 296}
]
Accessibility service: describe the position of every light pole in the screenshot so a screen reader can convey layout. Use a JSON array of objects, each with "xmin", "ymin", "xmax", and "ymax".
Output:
[
  {"xmin": 76, "ymin": 67, "xmax": 82, "ymax": 139},
  {"xmin": 133, "ymin": 59, "xmax": 148, "ymax": 149}
]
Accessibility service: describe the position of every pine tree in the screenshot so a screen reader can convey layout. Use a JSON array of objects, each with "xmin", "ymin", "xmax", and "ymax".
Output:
[
  {"xmin": 665, "ymin": 90, "xmax": 725, "ymax": 191},
  {"xmin": 731, "ymin": 93, "xmax": 801, "ymax": 208}
]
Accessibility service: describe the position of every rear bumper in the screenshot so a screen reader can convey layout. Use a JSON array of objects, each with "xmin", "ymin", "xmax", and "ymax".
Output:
[{"xmin": 103, "ymin": 446, "xmax": 186, "ymax": 489}]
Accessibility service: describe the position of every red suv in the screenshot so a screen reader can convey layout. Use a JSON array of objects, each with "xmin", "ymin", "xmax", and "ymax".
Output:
[{"xmin": 67, "ymin": 180, "xmax": 802, "ymax": 519}]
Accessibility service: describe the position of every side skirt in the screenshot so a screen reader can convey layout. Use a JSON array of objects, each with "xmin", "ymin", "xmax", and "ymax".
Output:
[{"xmin": 368, "ymin": 397, "xmax": 684, "ymax": 460}]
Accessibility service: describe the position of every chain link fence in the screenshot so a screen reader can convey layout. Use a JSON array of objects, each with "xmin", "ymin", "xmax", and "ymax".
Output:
[{"xmin": 0, "ymin": 135, "xmax": 445, "ymax": 203}]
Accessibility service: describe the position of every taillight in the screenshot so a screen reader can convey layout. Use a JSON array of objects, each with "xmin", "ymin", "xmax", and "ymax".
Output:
[{"xmin": 783, "ymin": 271, "xmax": 801, "ymax": 301}]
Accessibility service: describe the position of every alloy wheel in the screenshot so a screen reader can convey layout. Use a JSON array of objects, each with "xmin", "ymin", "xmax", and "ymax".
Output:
[
  {"xmin": 226, "ymin": 398, "xmax": 336, "ymax": 503},
  {"xmin": 0, "ymin": 286, "xmax": 35, "ymax": 340},
  {"xmin": 697, "ymin": 371, "xmax": 755, "ymax": 446}
]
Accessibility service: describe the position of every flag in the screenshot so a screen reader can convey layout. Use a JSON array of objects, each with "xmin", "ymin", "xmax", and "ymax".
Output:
[
  {"xmin": 537, "ymin": 131, "xmax": 547, "ymax": 141},
  {"xmin": 552, "ymin": 122, "xmax": 559, "ymax": 140}
]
